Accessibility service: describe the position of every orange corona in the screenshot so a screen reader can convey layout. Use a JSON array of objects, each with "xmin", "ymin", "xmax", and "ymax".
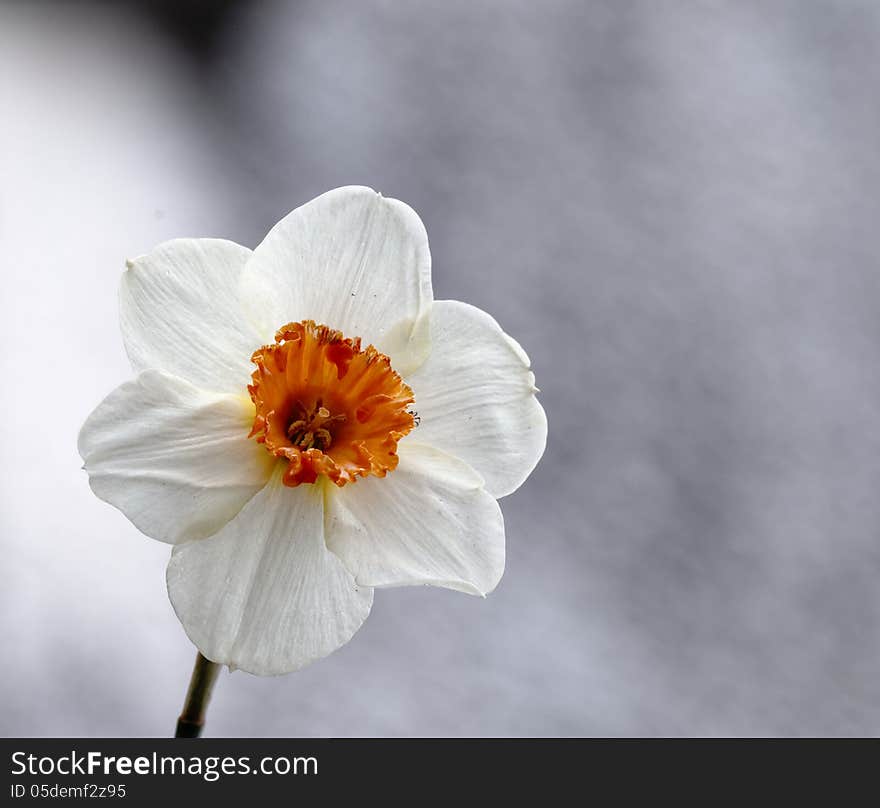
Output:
[{"xmin": 248, "ymin": 321, "xmax": 415, "ymax": 487}]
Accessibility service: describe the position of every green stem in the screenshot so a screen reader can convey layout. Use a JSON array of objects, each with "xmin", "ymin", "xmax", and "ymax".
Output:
[{"xmin": 175, "ymin": 652, "xmax": 221, "ymax": 738}]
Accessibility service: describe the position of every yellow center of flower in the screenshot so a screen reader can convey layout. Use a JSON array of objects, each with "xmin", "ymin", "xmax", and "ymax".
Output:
[{"xmin": 248, "ymin": 321, "xmax": 415, "ymax": 487}]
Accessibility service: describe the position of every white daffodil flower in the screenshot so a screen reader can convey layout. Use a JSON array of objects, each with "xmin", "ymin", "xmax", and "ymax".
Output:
[{"xmin": 79, "ymin": 186, "xmax": 547, "ymax": 676}]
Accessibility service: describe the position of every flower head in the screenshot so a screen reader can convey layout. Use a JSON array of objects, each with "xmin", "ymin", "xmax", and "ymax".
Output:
[{"xmin": 78, "ymin": 186, "xmax": 547, "ymax": 675}]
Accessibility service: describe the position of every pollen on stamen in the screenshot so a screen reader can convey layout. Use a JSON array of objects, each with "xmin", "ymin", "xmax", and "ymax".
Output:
[{"xmin": 248, "ymin": 320, "xmax": 415, "ymax": 487}]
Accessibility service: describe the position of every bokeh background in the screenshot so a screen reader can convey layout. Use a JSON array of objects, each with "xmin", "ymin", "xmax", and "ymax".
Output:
[{"xmin": 3, "ymin": 0, "xmax": 880, "ymax": 736}]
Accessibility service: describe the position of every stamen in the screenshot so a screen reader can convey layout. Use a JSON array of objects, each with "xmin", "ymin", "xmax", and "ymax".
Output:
[{"xmin": 285, "ymin": 400, "xmax": 347, "ymax": 451}]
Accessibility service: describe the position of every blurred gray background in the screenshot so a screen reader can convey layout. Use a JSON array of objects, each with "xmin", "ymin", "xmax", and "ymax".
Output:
[{"xmin": 2, "ymin": 0, "xmax": 880, "ymax": 736}]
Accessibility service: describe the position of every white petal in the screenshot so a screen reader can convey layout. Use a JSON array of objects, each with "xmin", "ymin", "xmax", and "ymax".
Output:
[
  {"xmin": 78, "ymin": 370, "xmax": 274, "ymax": 544},
  {"xmin": 325, "ymin": 443, "xmax": 505, "ymax": 597},
  {"xmin": 121, "ymin": 238, "xmax": 262, "ymax": 395},
  {"xmin": 405, "ymin": 300, "xmax": 547, "ymax": 498},
  {"xmin": 240, "ymin": 186, "xmax": 433, "ymax": 376},
  {"xmin": 167, "ymin": 473, "xmax": 373, "ymax": 675}
]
